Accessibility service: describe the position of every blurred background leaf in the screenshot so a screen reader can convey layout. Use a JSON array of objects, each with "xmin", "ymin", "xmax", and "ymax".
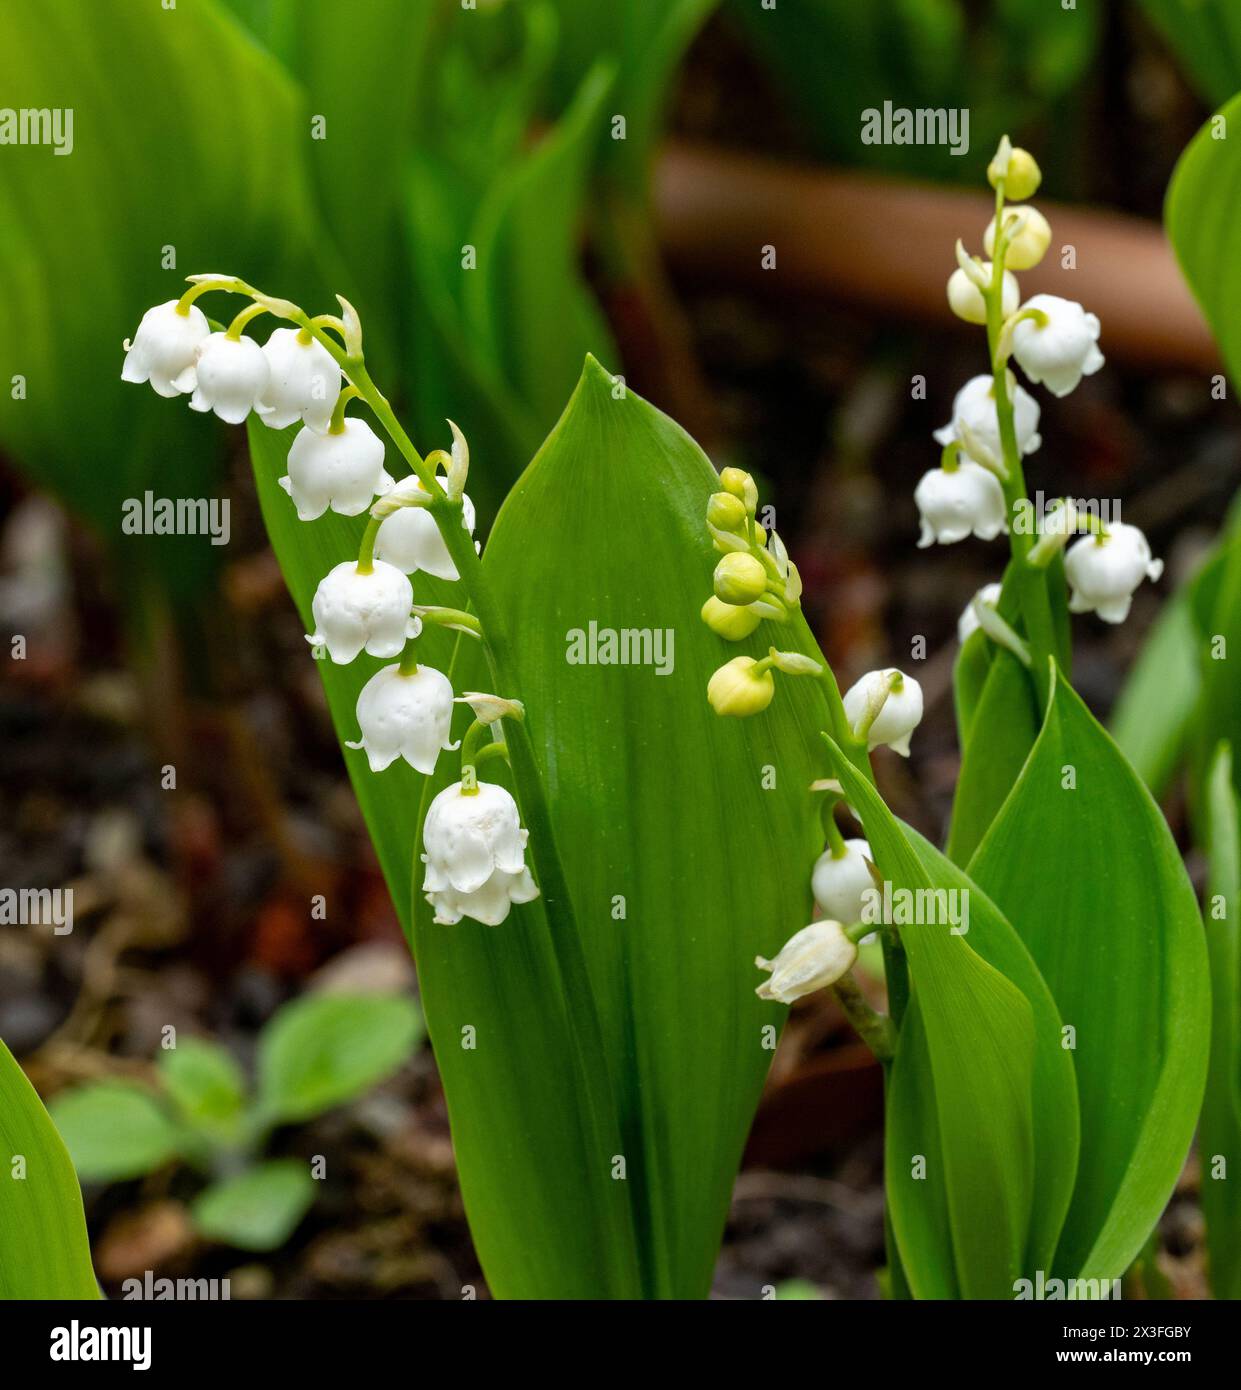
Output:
[
  {"xmin": 49, "ymin": 1078, "xmax": 182, "ymax": 1183},
  {"xmin": 191, "ymin": 1157, "xmax": 316, "ymax": 1251},
  {"xmin": 1136, "ymin": 0, "xmax": 1241, "ymax": 106}
]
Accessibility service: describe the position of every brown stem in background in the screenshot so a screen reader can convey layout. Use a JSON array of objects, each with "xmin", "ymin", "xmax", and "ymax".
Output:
[{"xmin": 654, "ymin": 140, "xmax": 1217, "ymax": 373}]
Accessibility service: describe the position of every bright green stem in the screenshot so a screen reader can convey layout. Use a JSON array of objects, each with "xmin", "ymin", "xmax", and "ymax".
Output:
[
  {"xmin": 329, "ymin": 385, "xmax": 362, "ymax": 434},
  {"xmin": 398, "ymin": 636, "xmax": 419, "ymax": 676},
  {"xmin": 821, "ymin": 799, "xmax": 848, "ymax": 857},
  {"xmin": 832, "ymin": 974, "xmax": 896, "ymax": 1062},
  {"xmin": 225, "ymin": 301, "xmax": 270, "ymax": 341},
  {"xmin": 356, "ymin": 516, "xmax": 380, "ymax": 574},
  {"xmin": 986, "ymin": 183, "xmax": 1058, "ymax": 713}
]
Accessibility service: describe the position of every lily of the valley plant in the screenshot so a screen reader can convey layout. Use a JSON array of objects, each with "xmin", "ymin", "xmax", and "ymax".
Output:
[{"xmin": 118, "ymin": 137, "xmax": 1209, "ymax": 1300}]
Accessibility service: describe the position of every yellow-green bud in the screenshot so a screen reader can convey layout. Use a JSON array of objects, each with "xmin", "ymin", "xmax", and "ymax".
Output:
[
  {"xmin": 714, "ymin": 552, "xmax": 767, "ymax": 605},
  {"xmin": 701, "ymin": 595, "xmax": 763, "ymax": 641},
  {"xmin": 984, "ymin": 206, "xmax": 1051, "ymax": 271},
  {"xmin": 707, "ymin": 656, "xmax": 774, "ymax": 717},
  {"xmin": 719, "ymin": 467, "xmax": 759, "ymax": 513},
  {"xmin": 988, "ymin": 146, "xmax": 1041, "ymax": 201},
  {"xmin": 707, "ymin": 491, "xmax": 748, "ymax": 531}
]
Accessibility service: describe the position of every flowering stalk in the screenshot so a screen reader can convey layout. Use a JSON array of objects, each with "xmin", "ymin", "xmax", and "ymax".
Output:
[{"xmin": 984, "ymin": 178, "xmax": 1059, "ymax": 712}]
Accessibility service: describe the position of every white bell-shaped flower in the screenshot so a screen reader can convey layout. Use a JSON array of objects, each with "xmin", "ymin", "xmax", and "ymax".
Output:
[
  {"xmin": 306, "ymin": 560, "xmax": 415, "ymax": 664},
  {"xmin": 279, "ymin": 418, "xmax": 394, "ymax": 521},
  {"xmin": 933, "ymin": 373, "xmax": 1041, "ymax": 464},
  {"xmin": 345, "ymin": 663, "xmax": 457, "ymax": 774},
  {"xmin": 1010, "ymin": 294, "xmax": 1104, "ymax": 397},
  {"xmin": 421, "ymin": 780, "xmax": 540, "ymax": 926},
  {"xmin": 957, "ymin": 581, "xmax": 1003, "ymax": 644},
  {"xmin": 121, "ymin": 300, "xmax": 210, "ymax": 398},
  {"xmin": 755, "ymin": 920, "xmax": 857, "ymax": 1004},
  {"xmin": 811, "ymin": 839, "xmax": 874, "ymax": 926},
  {"xmin": 373, "ymin": 476, "xmax": 478, "ymax": 580},
  {"xmin": 1064, "ymin": 523, "xmax": 1163, "ymax": 624},
  {"xmin": 914, "ymin": 461, "xmax": 1007, "ymax": 547},
  {"xmin": 256, "ymin": 327, "xmax": 342, "ymax": 433},
  {"xmin": 843, "ymin": 669, "xmax": 924, "ymax": 757},
  {"xmin": 947, "ymin": 264, "xmax": 1019, "ymax": 325},
  {"xmin": 188, "ymin": 332, "xmax": 270, "ymax": 424}
]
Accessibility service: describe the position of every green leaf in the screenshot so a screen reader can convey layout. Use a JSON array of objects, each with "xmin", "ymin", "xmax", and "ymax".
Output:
[
  {"xmin": 0, "ymin": 0, "xmax": 326, "ymax": 599},
  {"xmin": 48, "ymin": 1080, "xmax": 182, "ymax": 1183},
  {"xmin": 1167, "ymin": 91, "xmax": 1241, "ymax": 392},
  {"xmin": 1110, "ymin": 589, "xmax": 1201, "ymax": 800},
  {"xmin": 411, "ymin": 359, "xmax": 834, "ymax": 1297},
  {"xmin": 947, "ymin": 646, "xmax": 1040, "ymax": 866},
  {"xmin": 1135, "ymin": 0, "xmax": 1241, "ymax": 105},
  {"xmin": 968, "ymin": 668, "xmax": 1210, "ymax": 1281},
  {"xmin": 1201, "ymin": 742, "xmax": 1241, "ymax": 1298},
  {"xmin": 0, "ymin": 1039, "xmax": 99, "ymax": 1298},
  {"xmin": 158, "ymin": 1038, "xmax": 247, "ymax": 1141},
  {"xmin": 256, "ymin": 993, "xmax": 423, "ymax": 1124},
  {"xmin": 827, "ymin": 749, "xmax": 1072, "ymax": 1298},
  {"xmin": 191, "ymin": 1159, "xmax": 315, "ymax": 1252}
]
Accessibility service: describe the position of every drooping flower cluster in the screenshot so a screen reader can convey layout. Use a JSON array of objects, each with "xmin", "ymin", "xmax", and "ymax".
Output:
[
  {"xmin": 927, "ymin": 138, "xmax": 1160, "ymax": 640},
  {"xmin": 122, "ymin": 280, "xmax": 535, "ymax": 927}
]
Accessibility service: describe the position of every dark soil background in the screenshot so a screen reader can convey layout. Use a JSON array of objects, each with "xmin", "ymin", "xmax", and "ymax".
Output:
[{"xmin": 0, "ymin": 7, "xmax": 1232, "ymax": 1298}]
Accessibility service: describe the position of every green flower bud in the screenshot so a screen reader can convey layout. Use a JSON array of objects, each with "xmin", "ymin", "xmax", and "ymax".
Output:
[
  {"xmin": 714, "ymin": 552, "xmax": 767, "ymax": 605},
  {"xmin": 707, "ymin": 491, "xmax": 748, "ymax": 531},
  {"xmin": 719, "ymin": 467, "xmax": 759, "ymax": 513},
  {"xmin": 701, "ymin": 595, "xmax": 763, "ymax": 641},
  {"xmin": 707, "ymin": 656, "xmax": 775, "ymax": 717},
  {"xmin": 988, "ymin": 145, "xmax": 1041, "ymax": 201}
]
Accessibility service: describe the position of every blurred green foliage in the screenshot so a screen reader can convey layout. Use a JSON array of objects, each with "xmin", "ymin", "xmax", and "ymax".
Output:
[
  {"xmin": 726, "ymin": 0, "xmax": 1100, "ymax": 181},
  {"xmin": 1137, "ymin": 0, "xmax": 1241, "ymax": 105},
  {"xmin": 49, "ymin": 992, "xmax": 422, "ymax": 1252}
]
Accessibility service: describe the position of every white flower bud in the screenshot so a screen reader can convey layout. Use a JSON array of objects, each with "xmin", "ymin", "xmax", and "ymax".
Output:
[
  {"xmin": 957, "ymin": 581, "xmax": 1003, "ymax": 644},
  {"xmin": 306, "ymin": 560, "xmax": 415, "ymax": 664},
  {"xmin": 455, "ymin": 692, "xmax": 524, "ymax": 725},
  {"xmin": 345, "ymin": 663, "xmax": 457, "ymax": 774},
  {"xmin": 983, "ymin": 206, "xmax": 1052, "ymax": 270},
  {"xmin": 372, "ymin": 477, "xmax": 478, "ymax": 580},
  {"xmin": 947, "ymin": 264, "xmax": 1019, "ymax": 325},
  {"xmin": 1010, "ymin": 294, "xmax": 1104, "ymax": 397},
  {"xmin": 188, "ymin": 332, "xmax": 270, "ymax": 424},
  {"xmin": 755, "ymin": 920, "xmax": 857, "ymax": 1004},
  {"xmin": 421, "ymin": 780, "xmax": 540, "ymax": 926},
  {"xmin": 842, "ymin": 669, "xmax": 924, "ymax": 757},
  {"xmin": 933, "ymin": 373, "xmax": 1041, "ymax": 464},
  {"xmin": 914, "ymin": 461, "xmax": 1007, "ymax": 548},
  {"xmin": 279, "ymin": 418, "xmax": 394, "ymax": 520},
  {"xmin": 256, "ymin": 327, "xmax": 342, "ymax": 433},
  {"xmin": 1064, "ymin": 523, "xmax": 1163, "ymax": 624},
  {"xmin": 121, "ymin": 300, "xmax": 210, "ymax": 398},
  {"xmin": 811, "ymin": 839, "xmax": 874, "ymax": 925}
]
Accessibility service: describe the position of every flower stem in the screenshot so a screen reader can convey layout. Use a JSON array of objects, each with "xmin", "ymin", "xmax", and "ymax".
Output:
[
  {"xmin": 832, "ymin": 973, "xmax": 895, "ymax": 1062},
  {"xmin": 986, "ymin": 182, "xmax": 1058, "ymax": 714}
]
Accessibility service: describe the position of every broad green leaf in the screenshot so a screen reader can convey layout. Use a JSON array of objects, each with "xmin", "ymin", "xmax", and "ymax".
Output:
[
  {"xmin": 158, "ymin": 1038, "xmax": 247, "ymax": 1141},
  {"xmin": 947, "ymin": 646, "xmax": 1040, "ymax": 865},
  {"xmin": 827, "ymin": 749, "xmax": 1061, "ymax": 1298},
  {"xmin": 49, "ymin": 1080, "xmax": 182, "ymax": 1183},
  {"xmin": 256, "ymin": 993, "xmax": 423, "ymax": 1124},
  {"xmin": 191, "ymin": 1159, "xmax": 315, "ymax": 1252},
  {"xmin": 0, "ymin": 0, "xmax": 326, "ymax": 599},
  {"xmin": 412, "ymin": 360, "xmax": 834, "ymax": 1298},
  {"xmin": 1136, "ymin": 0, "xmax": 1241, "ymax": 105},
  {"xmin": 969, "ymin": 668, "xmax": 1210, "ymax": 1281},
  {"xmin": 0, "ymin": 1039, "xmax": 99, "ymax": 1298},
  {"xmin": 1201, "ymin": 742, "xmax": 1241, "ymax": 1298},
  {"xmin": 1167, "ymin": 91, "xmax": 1241, "ymax": 391},
  {"xmin": 1110, "ymin": 589, "xmax": 1201, "ymax": 800}
]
